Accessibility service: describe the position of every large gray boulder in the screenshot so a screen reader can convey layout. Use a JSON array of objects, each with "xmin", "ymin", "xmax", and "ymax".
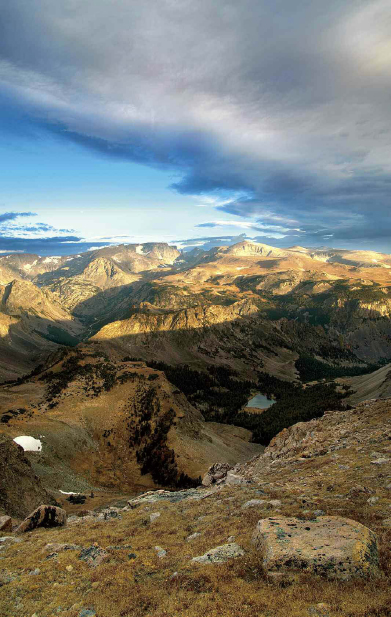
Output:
[
  {"xmin": 253, "ymin": 516, "xmax": 379, "ymax": 580},
  {"xmin": 16, "ymin": 505, "xmax": 67, "ymax": 534}
]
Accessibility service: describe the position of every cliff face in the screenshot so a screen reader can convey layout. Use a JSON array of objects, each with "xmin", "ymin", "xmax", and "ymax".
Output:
[
  {"xmin": 0, "ymin": 280, "xmax": 83, "ymax": 382},
  {"xmin": 0, "ymin": 435, "xmax": 52, "ymax": 518},
  {"xmin": 0, "ymin": 280, "xmax": 76, "ymax": 322},
  {"xmin": 93, "ymin": 299, "xmax": 259, "ymax": 338}
]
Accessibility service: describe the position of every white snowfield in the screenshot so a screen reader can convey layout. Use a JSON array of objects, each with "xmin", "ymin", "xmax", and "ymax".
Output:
[
  {"xmin": 13, "ymin": 436, "xmax": 42, "ymax": 452},
  {"xmin": 42, "ymin": 256, "xmax": 61, "ymax": 263}
]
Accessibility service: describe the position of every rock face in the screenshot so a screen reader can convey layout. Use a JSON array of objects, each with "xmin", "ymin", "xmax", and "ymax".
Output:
[
  {"xmin": 253, "ymin": 516, "xmax": 379, "ymax": 580},
  {"xmin": 0, "ymin": 280, "xmax": 83, "ymax": 381},
  {"xmin": 16, "ymin": 505, "xmax": 67, "ymax": 534},
  {"xmin": 0, "ymin": 515, "xmax": 12, "ymax": 531},
  {"xmin": 191, "ymin": 543, "xmax": 245, "ymax": 564},
  {"xmin": 0, "ymin": 436, "xmax": 52, "ymax": 518}
]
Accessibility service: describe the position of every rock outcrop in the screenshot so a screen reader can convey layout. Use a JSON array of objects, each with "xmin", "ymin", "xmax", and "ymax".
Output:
[
  {"xmin": 191, "ymin": 543, "xmax": 245, "ymax": 564},
  {"xmin": 202, "ymin": 462, "xmax": 233, "ymax": 486},
  {"xmin": 253, "ymin": 516, "xmax": 379, "ymax": 580},
  {"xmin": 0, "ymin": 435, "xmax": 52, "ymax": 518}
]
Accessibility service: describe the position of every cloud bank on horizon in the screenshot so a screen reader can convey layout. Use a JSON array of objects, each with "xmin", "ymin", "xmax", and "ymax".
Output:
[{"xmin": 0, "ymin": 0, "xmax": 391, "ymax": 254}]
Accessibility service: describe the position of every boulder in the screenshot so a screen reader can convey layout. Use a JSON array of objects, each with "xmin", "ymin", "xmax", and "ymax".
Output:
[
  {"xmin": 191, "ymin": 543, "xmax": 245, "ymax": 564},
  {"xmin": 202, "ymin": 462, "xmax": 232, "ymax": 487},
  {"xmin": 16, "ymin": 505, "xmax": 67, "ymax": 534},
  {"xmin": 225, "ymin": 471, "xmax": 250, "ymax": 486},
  {"xmin": 187, "ymin": 532, "xmax": 201, "ymax": 542},
  {"xmin": 154, "ymin": 546, "xmax": 167, "ymax": 558},
  {"xmin": 0, "ymin": 515, "xmax": 12, "ymax": 531},
  {"xmin": 242, "ymin": 499, "xmax": 266, "ymax": 509},
  {"xmin": 253, "ymin": 516, "xmax": 379, "ymax": 580},
  {"xmin": 346, "ymin": 485, "xmax": 373, "ymax": 499}
]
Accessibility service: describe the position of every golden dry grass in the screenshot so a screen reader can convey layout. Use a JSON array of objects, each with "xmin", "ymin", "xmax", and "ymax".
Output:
[{"xmin": 1, "ymin": 483, "xmax": 391, "ymax": 617}]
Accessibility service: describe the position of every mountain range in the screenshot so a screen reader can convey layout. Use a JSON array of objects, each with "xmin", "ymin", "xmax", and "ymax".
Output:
[{"xmin": 0, "ymin": 239, "xmax": 391, "ymax": 497}]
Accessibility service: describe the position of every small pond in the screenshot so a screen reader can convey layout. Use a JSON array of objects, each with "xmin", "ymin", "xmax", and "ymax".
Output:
[{"xmin": 245, "ymin": 393, "xmax": 275, "ymax": 409}]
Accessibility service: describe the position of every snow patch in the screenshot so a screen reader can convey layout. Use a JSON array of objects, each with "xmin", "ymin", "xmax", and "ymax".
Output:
[
  {"xmin": 59, "ymin": 490, "xmax": 79, "ymax": 495},
  {"xmin": 136, "ymin": 245, "xmax": 150, "ymax": 255},
  {"xmin": 23, "ymin": 260, "xmax": 37, "ymax": 270},
  {"xmin": 13, "ymin": 436, "xmax": 42, "ymax": 452},
  {"xmin": 42, "ymin": 256, "xmax": 61, "ymax": 264}
]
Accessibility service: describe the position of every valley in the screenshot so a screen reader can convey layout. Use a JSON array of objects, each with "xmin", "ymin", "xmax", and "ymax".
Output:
[{"xmin": 1, "ymin": 239, "xmax": 391, "ymax": 498}]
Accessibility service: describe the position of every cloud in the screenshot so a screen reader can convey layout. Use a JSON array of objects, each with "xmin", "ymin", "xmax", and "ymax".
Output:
[
  {"xmin": 0, "ymin": 234, "xmax": 113, "ymax": 256},
  {"xmin": 0, "ymin": 212, "xmax": 108, "ymax": 255},
  {"xmin": 196, "ymin": 219, "xmax": 302, "ymax": 235},
  {"xmin": 0, "ymin": 212, "xmax": 36, "ymax": 223},
  {"xmin": 1, "ymin": 1, "xmax": 391, "ymax": 248}
]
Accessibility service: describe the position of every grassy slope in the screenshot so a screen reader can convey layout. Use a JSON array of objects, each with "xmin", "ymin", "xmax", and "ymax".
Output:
[{"xmin": 1, "ymin": 400, "xmax": 391, "ymax": 617}]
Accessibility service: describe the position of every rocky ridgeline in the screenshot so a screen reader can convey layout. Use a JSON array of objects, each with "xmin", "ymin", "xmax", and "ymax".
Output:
[{"xmin": 210, "ymin": 398, "xmax": 391, "ymax": 487}]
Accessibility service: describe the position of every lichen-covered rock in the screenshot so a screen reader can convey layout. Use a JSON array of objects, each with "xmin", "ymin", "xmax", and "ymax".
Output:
[
  {"xmin": 79, "ymin": 545, "xmax": 108, "ymax": 568},
  {"xmin": 191, "ymin": 543, "xmax": 245, "ymax": 564},
  {"xmin": 16, "ymin": 505, "xmax": 67, "ymax": 534},
  {"xmin": 128, "ymin": 488, "xmax": 207, "ymax": 508},
  {"xmin": 253, "ymin": 516, "xmax": 379, "ymax": 580}
]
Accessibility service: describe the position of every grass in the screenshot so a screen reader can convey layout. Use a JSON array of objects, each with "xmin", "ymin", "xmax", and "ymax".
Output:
[
  {"xmin": 2, "ymin": 400, "xmax": 391, "ymax": 616},
  {"xmin": 1, "ymin": 479, "xmax": 391, "ymax": 617}
]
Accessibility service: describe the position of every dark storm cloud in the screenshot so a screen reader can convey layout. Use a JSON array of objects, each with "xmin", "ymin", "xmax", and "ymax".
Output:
[{"xmin": 1, "ymin": 0, "xmax": 391, "ymax": 249}]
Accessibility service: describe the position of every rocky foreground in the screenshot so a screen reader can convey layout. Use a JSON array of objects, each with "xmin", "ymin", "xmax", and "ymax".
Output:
[{"xmin": 1, "ymin": 398, "xmax": 391, "ymax": 617}]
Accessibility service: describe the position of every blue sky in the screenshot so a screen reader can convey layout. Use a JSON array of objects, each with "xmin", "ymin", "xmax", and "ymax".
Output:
[{"xmin": 1, "ymin": 1, "xmax": 391, "ymax": 255}]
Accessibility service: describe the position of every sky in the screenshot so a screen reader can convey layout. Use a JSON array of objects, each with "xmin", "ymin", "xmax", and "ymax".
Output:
[{"xmin": 0, "ymin": 0, "xmax": 391, "ymax": 255}]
